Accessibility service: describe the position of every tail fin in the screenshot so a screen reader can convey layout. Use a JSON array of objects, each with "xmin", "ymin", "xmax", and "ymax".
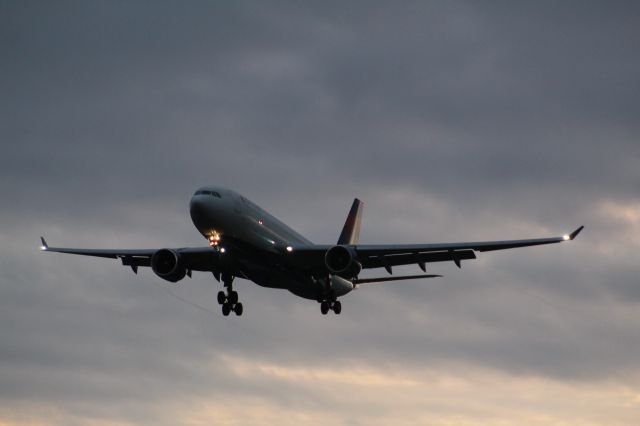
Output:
[{"xmin": 338, "ymin": 198, "xmax": 364, "ymax": 244}]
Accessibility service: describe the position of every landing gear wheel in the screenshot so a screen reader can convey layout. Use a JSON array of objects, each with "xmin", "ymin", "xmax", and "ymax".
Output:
[
  {"xmin": 217, "ymin": 291, "xmax": 226, "ymax": 305},
  {"xmin": 320, "ymin": 301, "xmax": 330, "ymax": 315},
  {"xmin": 222, "ymin": 303, "xmax": 231, "ymax": 316},
  {"xmin": 234, "ymin": 302, "xmax": 243, "ymax": 316},
  {"xmin": 333, "ymin": 300, "xmax": 342, "ymax": 314},
  {"xmin": 228, "ymin": 291, "xmax": 239, "ymax": 305}
]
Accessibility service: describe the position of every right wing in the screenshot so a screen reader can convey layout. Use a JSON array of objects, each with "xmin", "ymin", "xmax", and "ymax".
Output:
[{"xmin": 40, "ymin": 237, "xmax": 221, "ymax": 273}]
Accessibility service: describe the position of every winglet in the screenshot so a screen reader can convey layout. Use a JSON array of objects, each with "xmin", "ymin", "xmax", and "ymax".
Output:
[
  {"xmin": 40, "ymin": 237, "xmax": 48, "ymax": 250},
  {"xmin": 338, "ymin": 198, "xmax": 364, "ymax": 245},
  {"xmin": 569, "ymin": 225, "xmax": 584, "ymax": 240}
]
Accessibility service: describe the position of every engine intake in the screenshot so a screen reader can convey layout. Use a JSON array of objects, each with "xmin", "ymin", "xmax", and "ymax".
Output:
[
  {"xmin": 325, "ymin": 245, "xmax": 362, "ymax": 278},
  {"xmin": 151, "ymin": 249, "xmax": 187, "ymax": 283}
]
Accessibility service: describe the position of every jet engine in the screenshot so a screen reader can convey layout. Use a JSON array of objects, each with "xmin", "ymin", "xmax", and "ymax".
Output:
[
  {"xmin": 151, "ymin": 249, "xmax": 187, "ymax": 282},
  {"xmin": 325, "ymin": 245, "xmax": 362, "ymax": 278}
]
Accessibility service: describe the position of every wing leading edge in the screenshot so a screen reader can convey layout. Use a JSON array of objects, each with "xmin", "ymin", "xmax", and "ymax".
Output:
[
  {"xmin": 40, "ymin": 237, "xmax": 221, "ymax": 273},
  {"xmin": 41, "ymin": 237, "xmax": 156, "ymax": 259},
  {"xmin": 288, "ymin": 226, "xmax": 584, "ymax": 272}
]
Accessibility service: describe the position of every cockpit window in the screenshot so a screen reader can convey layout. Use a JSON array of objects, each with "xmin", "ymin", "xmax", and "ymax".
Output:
[{"xmin": 195, "ymin": 190, "xmax": 222, "ymax": 198}]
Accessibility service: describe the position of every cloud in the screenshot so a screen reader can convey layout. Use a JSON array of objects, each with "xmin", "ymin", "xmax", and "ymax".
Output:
[
  {"xmin": 3, "ymin": 356, "xmax": 640, "ymax": 425},
  {"xmin": 1, "ymin": 0, "xmax": 640, "ymax": 424}
]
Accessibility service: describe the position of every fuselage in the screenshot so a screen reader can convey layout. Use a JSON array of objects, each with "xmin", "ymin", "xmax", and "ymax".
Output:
[
  {"xmin": 189, "ymin": 187, "xmax": 323, "ymax": 299},
  {"xmin": 189, "ymin": 186, "xmax": 311, "ymax": 249}
]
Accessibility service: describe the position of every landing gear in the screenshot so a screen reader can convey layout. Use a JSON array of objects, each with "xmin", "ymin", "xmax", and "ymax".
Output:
[
  {"xmin": 318, "ymin": 277, "xmax": 343, "ymax": 315},
  {"xmin": 222, "ymin": 302, "xmax": 231, "ymax": 316},
  {"xmin": 217, "ymin": 291, "xmax": 226, "ymax": 305},
  {"xmin": 217, "ymin": 274, "xmax": 243, "ymax": 316},
  {"xmin": 319, "ymin": 299, "xmax": 342, "ymax": 315},
  {"xmin": 234, "ymin": 302, "xmax": 243, "ymax": 316}
]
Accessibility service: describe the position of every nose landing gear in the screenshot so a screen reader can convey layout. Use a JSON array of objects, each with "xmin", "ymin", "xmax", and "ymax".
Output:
[{"xmin": 217, "ymin": 274, "xmax": 243, "ymax": 316}]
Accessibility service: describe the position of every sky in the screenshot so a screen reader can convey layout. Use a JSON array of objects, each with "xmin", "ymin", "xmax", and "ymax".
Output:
[{"xmin": 1, "ymin": 1, "xmax": 639, "ymax": 424}]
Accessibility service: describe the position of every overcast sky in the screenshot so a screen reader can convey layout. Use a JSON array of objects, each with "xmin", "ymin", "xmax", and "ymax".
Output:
[{"xmin": 1, "ymin": 1, "xmax": 639, "ymax": 424}]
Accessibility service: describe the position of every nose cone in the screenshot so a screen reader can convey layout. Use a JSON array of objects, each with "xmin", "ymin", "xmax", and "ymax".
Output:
[{"xmin": 189, "ymin": 196, "xmax": 209, "ymax": 230}]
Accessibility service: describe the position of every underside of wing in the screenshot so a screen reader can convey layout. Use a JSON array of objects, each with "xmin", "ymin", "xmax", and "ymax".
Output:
[
  {"xmin": 287, "ymin": 226, "xmax": 584, "ymax": 273},
  {"xmin": 353, "ymin": 273, "xmax": 442, "ymax": 284},
  {"xmin": 354, "ymin": 226, "xmax": 583, "ymax": 270},
  {"xmin": 40, "ymin": 237, "xmax": 221, "ymax": 273}
]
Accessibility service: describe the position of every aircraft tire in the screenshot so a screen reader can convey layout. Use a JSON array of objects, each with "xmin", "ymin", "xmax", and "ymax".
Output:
[
  {"xmin": 234, "ymin": 302, "xmax": 243, "ymax": 316},
  {"xmin": 320, "ymin": 301, "xmax": 329, "ymax": 315},
  {"xmin": 222, "ymin": 303, "xmax": 231, "ymax": 316},
  {"xmin": 217, "ymin": 291, "xmax": 226, "ymax": 305},
  {"xmin": 228, "ymin": 291, "xmax": 239, "ymax": 305},
  {"xmin": 333, "ymin": 301, "xmax": 342, "ymax": 314}
]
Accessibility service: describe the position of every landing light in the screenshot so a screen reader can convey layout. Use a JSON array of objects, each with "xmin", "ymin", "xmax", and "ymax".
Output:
[
  {"xmin": 563, "ymin": 234, "xmax": 570, "ymax": 241},
  {"xmin": 208, "ymin": 232, "xmax": 221, "ymax": 247},
  {"xmin": 40, "ymin": 246, "xmax": 47, "ymax": 251},
  {"xmin": 286, "ymin": 246, "xmax": 293, "ymax": 253},
  {"xmin": 219, "ymin": 247, "xmax": 226, "ymax": 253}
]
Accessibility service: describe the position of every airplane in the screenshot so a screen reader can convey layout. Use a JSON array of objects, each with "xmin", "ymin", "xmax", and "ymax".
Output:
[{"xmin": 40, "ymin": 187, "xmax": 583, "ymax": 316}]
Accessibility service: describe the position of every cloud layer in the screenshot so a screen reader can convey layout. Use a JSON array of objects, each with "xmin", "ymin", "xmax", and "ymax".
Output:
[{"xmin": 1, "ymin": 1, "xmax": 639, "ymax": 424}]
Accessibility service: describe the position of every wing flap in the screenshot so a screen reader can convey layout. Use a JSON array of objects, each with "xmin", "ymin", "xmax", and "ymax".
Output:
[
  {"xmin": 120, "ymin": 256, "xmax": 152, "ymax": 268},
  {"xmin": 360, "ymin": 249, "xmax": 476, "ymax": 269},
  {"xmin": 356, "ymin": 236, "xmax": 566, "ymax": 255},
  {"xmin": 353, "ymin": 274, "xmax": 442, "ymax": 284}
]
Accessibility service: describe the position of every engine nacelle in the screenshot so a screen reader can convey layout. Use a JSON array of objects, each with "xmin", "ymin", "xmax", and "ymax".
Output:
[
  {"xmin": 151, "ymin": 249, "xmax": 187, "ymax": 283},
  {"xmin": 325, "ymin": 245, "xmax": 362, "ymax": 278},
  {"xmin": 330, "ymin": 275, "xmax": 354, "ymax": 297}
]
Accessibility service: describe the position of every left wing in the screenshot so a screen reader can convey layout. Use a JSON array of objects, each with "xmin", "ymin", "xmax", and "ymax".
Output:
[
  {"xmin": 357, "ymin": 225, "xmax": 584, "ymax": 270},
  {"xmin": 288, "ymin": 226, "xmax": 584, "ymax": 272}
]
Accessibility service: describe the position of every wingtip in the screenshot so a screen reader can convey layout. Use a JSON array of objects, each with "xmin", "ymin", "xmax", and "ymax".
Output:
[
  {"xmin": 40, "ymin": 236, "xmax": 48, "ymax": 250},
  {"xmin": 569, "ymin": 225, "xmax": 584, "ymax": 240}
]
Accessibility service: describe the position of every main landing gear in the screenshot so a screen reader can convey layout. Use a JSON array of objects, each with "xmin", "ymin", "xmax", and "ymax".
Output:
[
  {"xmin": 217, "ymin": 274, "xmax": 243, "ymax": 316},
  {"xmin": 320, "ymin": 299, "xmax": 341, "ymax": 315}
]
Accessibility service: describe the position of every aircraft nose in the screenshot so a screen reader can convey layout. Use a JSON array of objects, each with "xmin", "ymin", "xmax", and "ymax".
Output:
[{"xmin": 189, "ymin": 196, "xmax": 208, "ymax": 227}]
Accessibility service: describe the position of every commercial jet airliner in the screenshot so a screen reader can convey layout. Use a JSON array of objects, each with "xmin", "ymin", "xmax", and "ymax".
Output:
[{"xmin": 41, "ymin": 187, "xmax": 583, "ymax": 316}]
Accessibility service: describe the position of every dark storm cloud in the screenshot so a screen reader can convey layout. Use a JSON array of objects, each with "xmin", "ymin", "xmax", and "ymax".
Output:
[{"xmin": 1, "ymin": 1, "xmax": 640, "ymax": 423}]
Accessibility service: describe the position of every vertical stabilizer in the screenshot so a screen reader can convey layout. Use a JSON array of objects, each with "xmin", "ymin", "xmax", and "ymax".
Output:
[{"xmin": 338, "ymin": 199, "xmax": 364, "ymax": 244}]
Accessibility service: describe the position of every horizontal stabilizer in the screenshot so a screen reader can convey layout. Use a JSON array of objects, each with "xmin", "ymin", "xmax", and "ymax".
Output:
[{"xmin": 353, "ymin": 273, "xmax": 442, "ymax": 284}]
